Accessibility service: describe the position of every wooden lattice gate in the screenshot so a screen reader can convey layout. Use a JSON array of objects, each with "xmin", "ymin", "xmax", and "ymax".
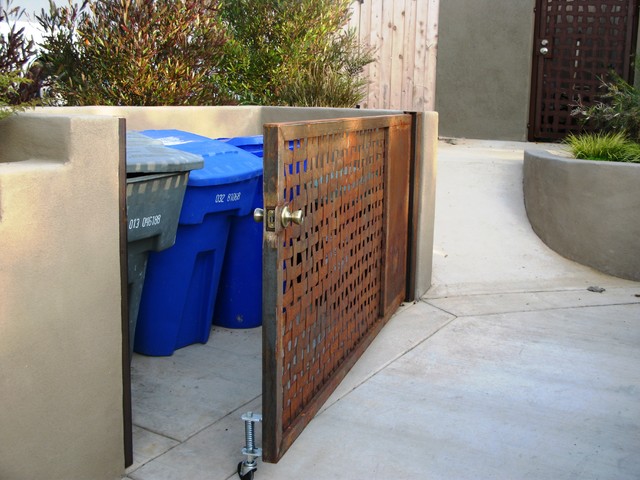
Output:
[
  {"xmin": 259, "ymin": 115, "xmax": 414, "ymax": 462},
  {"xmin": 529, "ymin": 0, "xmax": 639, "ymax": 141}
]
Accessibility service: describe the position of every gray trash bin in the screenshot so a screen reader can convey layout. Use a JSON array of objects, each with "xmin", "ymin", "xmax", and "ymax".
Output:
[{"xmin": 125, "ymin": 132, "xmax": 204, "ymax": 355}]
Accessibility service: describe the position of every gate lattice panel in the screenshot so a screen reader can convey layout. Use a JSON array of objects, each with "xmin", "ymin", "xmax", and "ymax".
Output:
[
  {"xmin": 530, "ymin": 0, "xmax": 638, "ymax": 141},
  {"xmin": 261, "ymin": 115, "xmax": 412, "ymax": 462}
]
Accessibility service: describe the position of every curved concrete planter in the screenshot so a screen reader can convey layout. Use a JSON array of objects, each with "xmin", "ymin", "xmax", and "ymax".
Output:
[{"xmin": 523, "ymin": 149, "xmax": 640, "ymax": 281}]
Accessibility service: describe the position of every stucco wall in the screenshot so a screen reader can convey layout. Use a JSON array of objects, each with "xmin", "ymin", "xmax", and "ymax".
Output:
[
  {"xmin": 37, "ymin": 105, "xmax": 265, "ymax": 138},
  {"xmin": 436, "ymin": 0, "xmax": 534, "ymax": 141},
  {"xmin": 524, "ymin": 149, "xmax": 640, "ymax": 281},
  {"xmin": 0, "ymin": 114, "xmax": 124, "ymax": 479}
]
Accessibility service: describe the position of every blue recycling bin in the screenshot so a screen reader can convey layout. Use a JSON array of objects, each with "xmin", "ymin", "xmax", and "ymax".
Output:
[
  {"xmin": 212, "ymin": 136, "xmax": 265, "ymax": 329},
  {"xmin": 133, "ymin": 130, "xmax": 262, "ymax": 356},
  {"xmin": 213, "ymin": 136, "xmax": 303, "ymax": 329}
]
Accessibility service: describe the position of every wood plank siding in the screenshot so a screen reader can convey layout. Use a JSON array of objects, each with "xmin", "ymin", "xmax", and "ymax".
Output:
[{"xmin": 349, "ymin": 0, "xmax": 439, "ymax": 111}]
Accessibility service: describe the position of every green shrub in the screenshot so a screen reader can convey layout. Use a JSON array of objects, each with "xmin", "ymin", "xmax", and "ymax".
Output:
[
  {"xmin": 5, "ymin": 0, "xmax": 373, "ymax": 108},
  {"xmin": 572, "ymin": 72, "xmax": 640, "ymax": 142},
  {"xmin": 219, "ymin": 0, "xmax": 374, "ymax": 107},
  {"xmin": 37, "ymin": 0, "xmax": 230, "ymax": 106},
  {"xmin": 0, "ymin": 0, "xmax": 39, "ymax": 118},
  {"xmin": 565, "ymin": 131, "xmax": 640, "ymax": 163},
  {"xmin": 0, "ymin": 71, "xmax": 26, "ymax": 119}
]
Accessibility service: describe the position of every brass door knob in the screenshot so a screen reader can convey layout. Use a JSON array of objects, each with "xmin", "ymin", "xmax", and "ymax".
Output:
[
  {"xmin": 253, "ymin": 208, "xmax": 264, "ymax": 223},
  {"xmin": 281, "ymin": 206, "xmax": 304, "ymax": 227}
]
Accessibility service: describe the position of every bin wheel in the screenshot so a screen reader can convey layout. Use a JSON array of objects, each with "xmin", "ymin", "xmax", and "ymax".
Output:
[{"xmin": 238, "ymin": 461, "xmax": 256, "ymax": 480}]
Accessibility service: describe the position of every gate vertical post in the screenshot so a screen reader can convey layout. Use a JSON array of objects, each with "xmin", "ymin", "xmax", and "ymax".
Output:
[
  {"xmin": 405, "ymin": 112, "xmax": 423, "ymax": 301},
  {"xmin": 381, "ymin": 116, "xmax": 411, "ymax": 315},
  {"xmin": 261, "ymin": 125, "xmax": 284, "ymax": 462}
]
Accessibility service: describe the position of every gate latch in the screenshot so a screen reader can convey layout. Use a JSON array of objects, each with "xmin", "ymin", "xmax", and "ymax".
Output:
[{"xmin": 253, "ymin": 207, "xmax": 276, "ymax": 231}]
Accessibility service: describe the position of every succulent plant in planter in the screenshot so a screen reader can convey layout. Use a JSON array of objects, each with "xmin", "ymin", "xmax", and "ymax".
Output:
[
  {"xmin": 567, "ymin": 70, "xmax": 640, "ymax": 163},
  {"xmin": 564, "ymin": 131, "xmax": 640, "ymax": 163},
  {"xmin": 572, "ymin": 71, "xmax": 640, "ymax": 141}
]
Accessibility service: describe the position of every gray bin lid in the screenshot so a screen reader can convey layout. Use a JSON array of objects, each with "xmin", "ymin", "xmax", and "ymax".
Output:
[{"xmin": 126, "ymin": 132, "xmax": 204, "ymax": 174}]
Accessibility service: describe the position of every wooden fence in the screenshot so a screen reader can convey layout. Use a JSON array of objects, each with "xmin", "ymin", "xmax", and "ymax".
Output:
[{"xmin": 349, "ymin": 0, "xmax": 440, "ymax": 112}]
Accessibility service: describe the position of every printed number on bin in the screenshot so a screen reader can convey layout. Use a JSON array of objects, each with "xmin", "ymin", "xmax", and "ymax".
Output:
[
  {"xmin": 129, "ymin": 214, "xmax": 162, "ymax": 230},
  {"xmin": 215, "ymin": 192, "xmax": 242, "ymax": 203}
]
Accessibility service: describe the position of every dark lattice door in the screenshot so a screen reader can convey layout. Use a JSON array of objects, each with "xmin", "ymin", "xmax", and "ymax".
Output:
[
  {"xmin": 260, "ymin": 115, "xmax": 413, "ymax": 462},
  {"xmin": 529, "ymin": 0, "xmax": 638, "ymax": 141}
]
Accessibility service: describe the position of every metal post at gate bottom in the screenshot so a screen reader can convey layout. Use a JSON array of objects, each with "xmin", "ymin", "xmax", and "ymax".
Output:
[{"xmin": 238, "ymin": 412, "xmax": 262, "ymax": 480}]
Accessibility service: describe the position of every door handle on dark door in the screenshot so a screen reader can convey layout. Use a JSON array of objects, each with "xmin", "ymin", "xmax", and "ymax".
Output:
[{"xmin": 539, "ymin": 38, "xmax": 549, "ymax": 55}]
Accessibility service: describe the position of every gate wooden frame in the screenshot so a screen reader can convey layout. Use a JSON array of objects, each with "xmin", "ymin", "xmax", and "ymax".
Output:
[{"xmin": 261, "ymin": 114, "xmax": 419, "ymax": 462}]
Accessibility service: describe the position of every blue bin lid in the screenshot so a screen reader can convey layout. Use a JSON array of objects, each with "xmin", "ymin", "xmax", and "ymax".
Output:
[
  {"xmin": 126, "ymin": 132, "xmax": 204, "ymax": 174},
  {"xmin": 226, "ymin": 135, "xmax": 264, "ymax": 147},
  {"xmin": 225, "ymin": 135, "xmax": 264, "ymax": 158},
  {"xmin": 139, "ymin": 130, "xmax": 263, "ymax": 186}
]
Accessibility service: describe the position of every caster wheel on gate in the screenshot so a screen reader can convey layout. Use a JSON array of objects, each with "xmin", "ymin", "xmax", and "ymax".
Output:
[{"xmin": 238, "ymin": 461, "xmax": 256, "ymax": 480}]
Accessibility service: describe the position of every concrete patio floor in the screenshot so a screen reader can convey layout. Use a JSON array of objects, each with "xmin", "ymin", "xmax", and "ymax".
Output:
[{"xmin": 124, "ymin": 139, "xmax": 640, "ymax": 480}]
